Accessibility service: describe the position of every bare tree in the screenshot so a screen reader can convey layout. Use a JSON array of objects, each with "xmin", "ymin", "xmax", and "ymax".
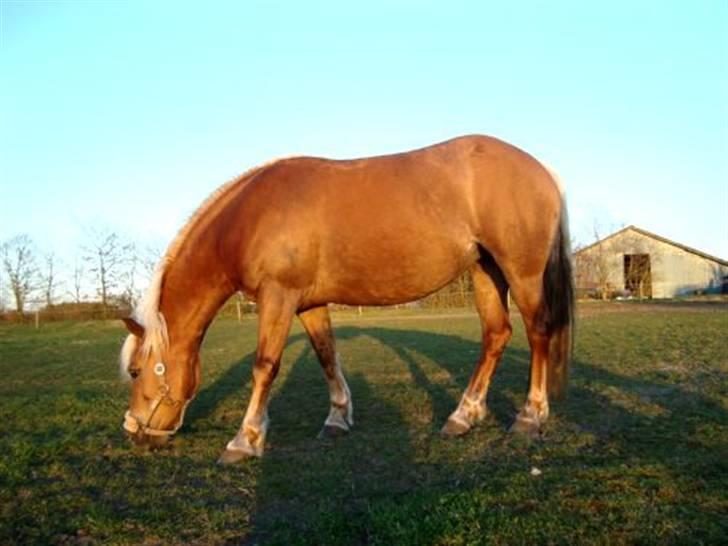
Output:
[
  {"xmin": 116, "ymin": 242, "xmax": 163, "ymax": 310},
  {"xmin": 83, "ymin": 230, "xmax": 128, "ymax": 316},
  {"xmin": 121, "ymin": 242, "xmax": 140, "ymax": 309},
  {"xmin": 590, "ymin": 225, "xmax": 611, "ymax": 300},
  {"xmin": 40, "ymin": 252, "xmax": 62, "ymax": 308},
  {"xmin": 0, "ymin": 260, "xmax": 5, "ymax": 312},
  {"xmin": 574, "ymin": 224, "xmax": 612, "ymax": 300},
  {"xmin": 141, "ymin": 244, "xmax": 163, "ymax": 279},
  {"xmin": 68, "ymin": 260, "xmax": 85, "ymax": 304},
  {"xmin": 2, "ymin": 235, "xmax": 38, "ymax": 314}
]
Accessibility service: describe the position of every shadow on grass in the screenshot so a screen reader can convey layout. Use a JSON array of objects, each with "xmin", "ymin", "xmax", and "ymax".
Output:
[
  {"xmin": 340, "ymin": 327, "xmax": 520, "ymax": 432},
  {"xmin": 174, "ymin": 322, "xmax": 727, "ymax": 545},
  {"xmin": 183, "ymin": 333, "xmax": 308, "ymax": 430}
]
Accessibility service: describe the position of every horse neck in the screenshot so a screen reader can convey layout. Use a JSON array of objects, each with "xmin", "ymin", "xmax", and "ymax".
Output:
[{"xmin": 158, "ymin": 251, "xmax": 236, "ymax": 353}]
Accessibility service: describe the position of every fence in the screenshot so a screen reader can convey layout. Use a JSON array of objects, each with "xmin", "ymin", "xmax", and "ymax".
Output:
[
  {"xmin": 0, "ymin": 274, "xmax": 478, "ymax": 325},
  {"xmin": 0, "ymin": 302, "xmax": 131, "ymax": 325}
]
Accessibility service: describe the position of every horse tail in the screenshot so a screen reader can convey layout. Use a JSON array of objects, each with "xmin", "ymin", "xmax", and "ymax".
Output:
[{"xmin": 542, "ymin": 173, "xmax": 575, "ymax": 400}]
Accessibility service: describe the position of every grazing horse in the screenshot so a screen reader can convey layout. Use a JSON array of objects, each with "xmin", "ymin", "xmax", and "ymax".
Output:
[{"xmin": 119, "ymin": 135, "xmax": 574, "ymax": 464}]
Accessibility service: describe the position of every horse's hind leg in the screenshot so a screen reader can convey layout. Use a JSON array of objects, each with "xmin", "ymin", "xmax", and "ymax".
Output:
[
  {"xmin": 508, "ymin": 276, "xmax": 551, "ymax": 438},
  {"xmin": 442, "ymin": 258, "xmax": 511, "ymax": 437},
  {"xmin": 219, "ymin": 285, "xmax": 299, "ymax": 464},
  {"xmin": 298, "ymin": 305, "xmax": 353, "ymax": 438}
]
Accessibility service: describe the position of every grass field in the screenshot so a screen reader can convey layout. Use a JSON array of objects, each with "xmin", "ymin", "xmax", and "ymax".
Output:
[{"xmin": 1, "ymin": 302, "xmax": 727, "ymax": 545}]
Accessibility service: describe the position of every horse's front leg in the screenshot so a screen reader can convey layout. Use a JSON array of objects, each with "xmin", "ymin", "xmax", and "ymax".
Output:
[
  {"xmin": 218, "ymin": 286, "xmax": 299, "ymax": 464},
  {"xmin": 298, "ymin": 305, "xmax": 353, "ymax": 438}
]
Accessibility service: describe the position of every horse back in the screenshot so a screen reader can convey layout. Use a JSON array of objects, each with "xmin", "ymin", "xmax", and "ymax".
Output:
[{"xmin": 224, "ymin": 135, "xmax": 561, "ymax": 305}]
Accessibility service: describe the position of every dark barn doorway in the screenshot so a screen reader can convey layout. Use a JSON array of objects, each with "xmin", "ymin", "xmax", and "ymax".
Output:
[{"xmin": 624, "ymin": 254, "xmax": 652, "ymax": 298}]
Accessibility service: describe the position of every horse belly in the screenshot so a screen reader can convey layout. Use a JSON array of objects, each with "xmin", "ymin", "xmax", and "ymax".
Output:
[{"xmin": 316, "ymin": 235, "xmax": 478, "ymax": 306}]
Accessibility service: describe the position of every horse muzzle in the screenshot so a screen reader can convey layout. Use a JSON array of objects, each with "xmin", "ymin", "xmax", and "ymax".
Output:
[
  {"xmin": 122, "ymin": 397, "xmax": 192, "ymax": 448},
  {"xmin": 123, "ymin": 410, "xmax": 173, "ymax": 448}
]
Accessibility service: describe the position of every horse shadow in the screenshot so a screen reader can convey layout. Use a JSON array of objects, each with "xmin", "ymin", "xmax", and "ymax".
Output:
[
  {"xmin": 183, "ymin": 333, "xmax": 308, "ymax": 431},
  {"xmin": 185, "ymin": 321, "xmax": 727, "ymax": 545}
]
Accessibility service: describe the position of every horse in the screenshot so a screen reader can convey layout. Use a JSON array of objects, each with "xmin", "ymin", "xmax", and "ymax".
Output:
[{"xmin": 119, "ymin": 134, "xmax": 574, "ymax": 464}]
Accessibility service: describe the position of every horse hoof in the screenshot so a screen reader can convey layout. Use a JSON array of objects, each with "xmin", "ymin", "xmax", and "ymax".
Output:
[
  {"xmin": 318, "ymin": 424, "xmax": 349, "ymax": 440},
  {"xmin": 440, "ymin": 417, "xmax": 471, "ymax": 438},
  {"xmin": 509, "ymin": 417, "xmax": 541, "ymax": 439},
  {"xmin": 217, "ymin": 448, "xmax": 256, "ymax": 465}
]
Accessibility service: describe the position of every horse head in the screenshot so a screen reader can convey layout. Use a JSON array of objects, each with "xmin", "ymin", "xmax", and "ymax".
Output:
[{"xmin": 119, "ymin": 316, "xmax": 199, "ymax": 448}]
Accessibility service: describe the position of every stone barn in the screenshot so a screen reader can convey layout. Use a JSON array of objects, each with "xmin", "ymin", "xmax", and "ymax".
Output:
[{"xmin": 574, "ymin": 225, "xmax": 727, "ymax": 299}]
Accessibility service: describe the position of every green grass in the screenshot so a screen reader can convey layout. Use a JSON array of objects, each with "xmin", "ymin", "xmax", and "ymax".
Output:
[{"xmin": 1, "ymin": 304, "xmax": 727, "ymax": 545}]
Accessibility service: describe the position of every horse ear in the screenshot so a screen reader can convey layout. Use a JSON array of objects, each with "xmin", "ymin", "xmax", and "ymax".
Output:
[{"xmin": 122, "ymin": 317, "xmax": 145, "ymax": 337}]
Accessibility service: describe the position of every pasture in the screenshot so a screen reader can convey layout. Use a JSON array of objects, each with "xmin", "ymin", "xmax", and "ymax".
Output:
[{"xmin": 1, "ymin": 303, "xmax": 726, "ymax": 545}]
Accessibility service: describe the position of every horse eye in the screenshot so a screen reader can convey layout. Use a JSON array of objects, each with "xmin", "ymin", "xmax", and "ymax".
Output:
[{"xmin": 129, "ymin": 367, "xmax": 140, "ymax": 379}]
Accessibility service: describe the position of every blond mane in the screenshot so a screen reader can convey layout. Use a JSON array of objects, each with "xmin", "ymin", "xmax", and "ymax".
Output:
[{"xmin": 127, "ymin": 159, "xmax": 283, "ymax": 363}]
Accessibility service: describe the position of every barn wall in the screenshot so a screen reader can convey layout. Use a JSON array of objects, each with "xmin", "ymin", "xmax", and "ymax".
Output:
[{"xmin": 575, "ymin": 229, "xmax": 726, "ymax": 298}]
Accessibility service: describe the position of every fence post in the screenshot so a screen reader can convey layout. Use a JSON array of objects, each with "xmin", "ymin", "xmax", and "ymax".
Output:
[{"xmin": 35, "ymin": 310, "xmax": 40, "ymax": 330}]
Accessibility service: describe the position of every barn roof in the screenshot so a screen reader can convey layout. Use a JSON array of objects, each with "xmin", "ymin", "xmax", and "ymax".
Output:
[{"xmin": 574, "ymin": 225, "xmax": 728, "ymax": 267}]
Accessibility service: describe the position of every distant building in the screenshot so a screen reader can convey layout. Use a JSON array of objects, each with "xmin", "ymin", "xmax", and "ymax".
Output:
[{"xmin": 574, "ymin": 225, "xmax": 727, "ymax": 299}]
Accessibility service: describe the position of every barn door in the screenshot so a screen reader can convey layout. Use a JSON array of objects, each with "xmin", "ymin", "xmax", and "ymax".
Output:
[{"xmin": 624, "ymin": 254, "xmax": 652, "ymax": 298}]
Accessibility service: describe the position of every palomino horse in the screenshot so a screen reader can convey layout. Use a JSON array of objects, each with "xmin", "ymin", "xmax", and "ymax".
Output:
[{"xmin": 119, "ymin": 135, "xmax": 574, "ymax": 464}]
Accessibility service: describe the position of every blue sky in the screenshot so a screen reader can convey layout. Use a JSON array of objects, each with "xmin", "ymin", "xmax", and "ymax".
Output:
[{"xmin": 1, "ymin": 0, "xmax": 727, "ymax": 289}]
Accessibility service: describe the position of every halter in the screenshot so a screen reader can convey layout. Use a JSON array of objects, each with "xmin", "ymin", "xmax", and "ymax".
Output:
[{"xmin": 123, "ymin": 361, "xmax": 191, "ymax": 438}]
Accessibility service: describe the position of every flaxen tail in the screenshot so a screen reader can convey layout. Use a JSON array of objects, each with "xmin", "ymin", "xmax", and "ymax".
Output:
[{"xmin": 542, "ymin": 184, "xmax": 575, "ymax": 400}]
